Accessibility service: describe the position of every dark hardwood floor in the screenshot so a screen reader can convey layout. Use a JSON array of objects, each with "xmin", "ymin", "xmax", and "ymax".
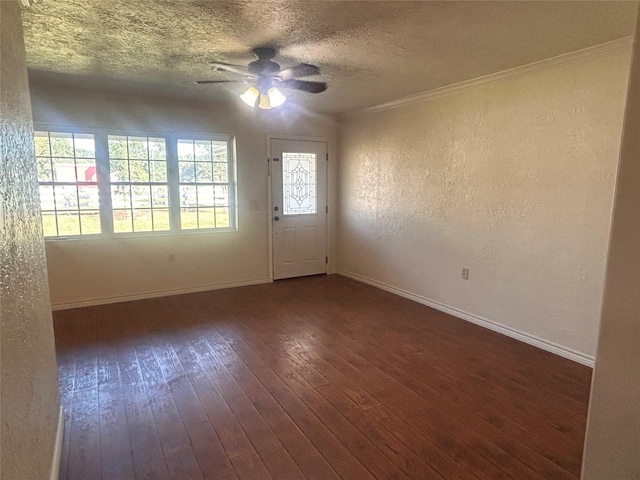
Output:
[{"xmin": 53, "ymin": 274, "xmax": 592, "ymax": 480}]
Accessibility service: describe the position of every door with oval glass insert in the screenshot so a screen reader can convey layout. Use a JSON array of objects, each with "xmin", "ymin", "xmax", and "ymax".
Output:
[{"xmin": 270, "ymin": 139, "xmax": 327, "ymax": 280}]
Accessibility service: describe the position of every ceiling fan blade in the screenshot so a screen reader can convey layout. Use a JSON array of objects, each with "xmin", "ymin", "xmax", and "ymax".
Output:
[
  {"xmin": 210, "ymin": 62, "xmax": 258, "ymax": 78},
  {"xmin": 276, "ymin": 63, "xmax": 320, "ymax": 80},
  {"xmin": 279, "ymin": 79, "xmax": 327, "ymax": 94},
  {"xmin": 195, "ymin": 80, "xmax": 243, "ymax": 84}
]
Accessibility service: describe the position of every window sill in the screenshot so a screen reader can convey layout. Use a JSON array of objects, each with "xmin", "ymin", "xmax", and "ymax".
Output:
[{"xmin": 44, "ymin": 228, "xmax": 238, "ymax": 242}]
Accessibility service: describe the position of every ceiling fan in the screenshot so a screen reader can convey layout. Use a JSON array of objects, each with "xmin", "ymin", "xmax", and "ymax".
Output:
[{"xmin": 196, "ymin": 47, "xmax": 327, "ymax": 109}]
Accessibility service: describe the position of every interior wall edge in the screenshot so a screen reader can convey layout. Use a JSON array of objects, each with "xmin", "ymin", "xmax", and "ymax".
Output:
[
  {"xmin": 50, "ymin": 277, "xmax": 270, "ymax": 311},
  {"xmin": 49, "ymin": 406, "xmax": 64, "ymax": 480},
  {"xmin": 342, "ymin": 36, "xmax": 633, "ymax": 119},
  {"xmin": 338, "ymin": 270, "xmax": 595, "ymax": 367}
]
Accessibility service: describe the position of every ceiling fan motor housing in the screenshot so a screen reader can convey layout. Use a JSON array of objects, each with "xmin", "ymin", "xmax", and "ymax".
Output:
[{"xmin": 248, "ymin": 47, "xmax": 281, "ymax": 76}]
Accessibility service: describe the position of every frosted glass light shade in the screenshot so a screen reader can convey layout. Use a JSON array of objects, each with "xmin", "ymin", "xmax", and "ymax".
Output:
[
  {"xmin": 258, "ymin": 93, "xmax": 272, "ymax": 110},
  {"xmin": 240, "ymin": 87, "xmax": 259, "ymax": 107},
  {"xmin": 240, "ymin": 86, "xmax": 286, "ymax": 109},
  {"xmin": 267, "ymin": 87, "xmax": 286, "ymax": 107}
]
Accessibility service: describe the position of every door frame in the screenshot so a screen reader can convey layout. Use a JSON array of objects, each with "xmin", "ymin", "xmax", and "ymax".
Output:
[{"xmin": 266, "ymin": 134, "xmax": 333, "ymax": 282}]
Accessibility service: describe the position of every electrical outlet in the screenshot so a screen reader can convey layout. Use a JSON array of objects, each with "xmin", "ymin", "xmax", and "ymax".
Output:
[
  {"xmin": 462, "ymin": 268, "xmax": 469, "ymax": 280},
  {"xmin": 249, "ymin": 200, "xmax": 260, "ymax": 211}
]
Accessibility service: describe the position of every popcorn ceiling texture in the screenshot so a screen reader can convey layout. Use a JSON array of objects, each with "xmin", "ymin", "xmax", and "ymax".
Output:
[
  {"xmin": 0, "ymin": 2, "xmax": 60, "ymax": 479},
  {"xmin": 21, "ymin": 0, "xmax": 636, "ymax": 113},
  {"xmin": 338, "ymin": 49, "xmax": 630, "ymax": 358}
]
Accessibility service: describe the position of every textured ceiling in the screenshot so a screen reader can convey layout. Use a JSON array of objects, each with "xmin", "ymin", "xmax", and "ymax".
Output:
[{"xmin": 22, "ymin": 1, "xmax": 636, "ymax": 114}]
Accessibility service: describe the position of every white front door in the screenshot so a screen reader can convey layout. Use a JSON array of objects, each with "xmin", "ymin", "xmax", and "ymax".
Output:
[{"xmin": 270, "ymin": 139, "xmax": 327, "ymax": 280}]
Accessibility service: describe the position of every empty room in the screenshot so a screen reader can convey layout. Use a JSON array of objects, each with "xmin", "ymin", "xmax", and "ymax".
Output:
[{"xmin": 2, "ymin": 1, "xmax": 639, "ymax": 479}]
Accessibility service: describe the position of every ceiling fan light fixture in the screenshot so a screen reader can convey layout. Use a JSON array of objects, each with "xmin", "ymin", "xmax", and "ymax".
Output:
[
  {"xmin": 267, "ymin": 87, "xmax": 286, "ymax": 108},
  {"xmin": 240, "ymin": 86, "xmax": 259, "ymax": 107},
  {"xmin": 200, "ymin": 48, "xmax": 324, "ymax": 110},
  {"xmin": 257, "ymin": 93, "xmax": 272, "ymax": 110}
]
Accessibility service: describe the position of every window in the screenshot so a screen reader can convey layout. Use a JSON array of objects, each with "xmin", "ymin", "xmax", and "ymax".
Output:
[
  {"xmin": 178, "ymin": 138, "xmax": 230, "ymax": 229},
  {"xmin": 34, "ymin": 129, "xmax": 235, "ymax": 238},
  {"xmin": 108, "ymin": 135, "xmax": 169, "ymax": 233},
  {"xmin": 35, "ymin": 131, "xmax": 100, "ymax": 236}
]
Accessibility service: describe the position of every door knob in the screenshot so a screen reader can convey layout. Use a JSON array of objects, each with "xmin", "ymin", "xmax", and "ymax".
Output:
[
  {"xmin": 274, "ymin": 206, "xmax": 279, "ymax": 211},
  {"xmin": 274, "ymin": 216, "xmax": 280, "ymax": 221}
]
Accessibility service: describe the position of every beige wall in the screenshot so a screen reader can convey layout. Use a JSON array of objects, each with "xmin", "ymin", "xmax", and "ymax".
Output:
[
  {"xmin": 30, "ymin": 87, "xmax": 337, "ymax": 307},
  {"xmin": 582, "ymin": 8, "xmax": 640, "ymax": 478},
  {"xmin": 0, "ymin": 2, "xmax": 61, "ymax": 479},
  {"xmin": 337, "ymin": 49, "xmax": 630, "ymax": 361}
]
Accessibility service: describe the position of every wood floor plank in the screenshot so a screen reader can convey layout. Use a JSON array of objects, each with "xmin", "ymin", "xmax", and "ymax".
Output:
[
  {"xmin": 98, "ymin": 388, "xmax": 135, "ymax": 480},
  {"xmin": 316, "ymin": 384, "xmax": 445, "ymax": 480},
  {"xmin": 471, "ymin": 404, "xmax": 583, "ymax": 475},
  {"xmin": 129, "ymin": 303, "xmax": 205, "ymax": 480},
  {"xmin": 159, "ymin": 301, "xmax": 256, "ymax": 460},
  {"xmin": 331, "ymin": 456, "xmax": 377, "ymax": 480},
  {"xmin": 53, "ymin": 308, "xmax": 81, "ymax": 480},
  {"xmin": 53, "ymin": 275, "xmax": 591, "ymax": 480},
  {"xmin": 260, "ymin": 448, "xmax": 307, "ymax": 480},
  {"xmin": 400, "ymin": 393, "xmax": 546, "ymax": 479},
  {"xmin": 365, "ymin": 406, "xmax": 479, "ymax": 480},
  {"xmin": 375, "ymin": 391, "xmax": 515, "ymax": 479},
  {"xmin": 174, "ymin": 309, "xmax": 284, "ymax": 456},
  {"xmin": 205, "ymin": 329, "xmax": 343, "ymax": 480},
  {"xmin": 97, "ymin": 308, "xmax": 134, "ymax": 480},
  {"xmin": 229, "ymin": 451, "xmax": 274, "ymax": 480},
  {"xmin": 206, "ymin": 321, "xmax": 352, "ymax": 465},
  {"xmin": 247, "ymin": 320, "xmax": 382, "ymax": 410},
  {"xmin": 424, "ymin": 393, "xmax": 580, "ymax": 478},
  {"xmin": 184, "ymin": 419, "xmax": 237, "ymax": 480},
  {"xmin": 210, "ymin": 346, "xmax": 414, "ymax": 480},
  {"xmin": 67, "ymin": 388, "xmax": 101, "ymax": 480},
  {"xmin": 111, "ymin": 303, "xmax": 171, "ymax": 480},
  {"xmin": 482, "ymin": 399, "xmax": 584, "ymax": 458},
  {"xmin": 143, "ymin": 300, "xmax": 208, "ymax": 427}
]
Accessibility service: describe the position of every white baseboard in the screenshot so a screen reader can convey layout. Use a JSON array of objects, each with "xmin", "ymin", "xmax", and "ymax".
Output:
[
  {"xmin": 338, "ymin": 270, "xmax": 594, "ymax": 367},
  {"xmin": 50, "ymin": 406, "xmax": 64, "ymax": 480},
  {"xmin": 51, "ymin": 277, "xmax": 271, "ymax": 310}
]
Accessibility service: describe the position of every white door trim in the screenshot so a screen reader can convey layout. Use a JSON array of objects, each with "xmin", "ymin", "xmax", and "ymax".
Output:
[{"xmin": 266, "ymin": 134, "xmax": 332, "ymax": 282}]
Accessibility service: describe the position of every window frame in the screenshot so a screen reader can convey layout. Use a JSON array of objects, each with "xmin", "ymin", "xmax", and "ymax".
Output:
[
  {"xmin": 34, "ymin": 125, "xmax": 237, "ymax": 240},
  {"xmin": 107, "ymin": 133, "xmax": 171, "ymax": 234},
  {"xmin": 35, "ymin": 128, "xmax": 102, "ymax": 237},
  {"xmin": 176, "ymin": 135, "xmax": 235, "ymax": 231}
]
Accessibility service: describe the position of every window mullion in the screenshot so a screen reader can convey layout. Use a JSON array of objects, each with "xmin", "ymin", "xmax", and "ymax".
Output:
[
  {"xmin": 95, "ymin": 132, "xmax": 113, "ymax": 234},
  {"xmin": 166, "ymin": 134, "xmax": 181, "ymax": 232},
  {"xmin": 229, "ymin": 138, "xmax": 237, "ymax": 229}
]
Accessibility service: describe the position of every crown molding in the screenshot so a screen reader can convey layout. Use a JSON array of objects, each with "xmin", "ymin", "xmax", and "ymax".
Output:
[{"xmin": 343, "ymin": 36, "xmax": 633, "ymax": 119}]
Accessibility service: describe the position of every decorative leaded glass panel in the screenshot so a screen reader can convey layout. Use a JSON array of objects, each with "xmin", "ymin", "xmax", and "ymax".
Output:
[{"xmin": 282, "ymin": 152, "xmax": 317, "ymax": 215}]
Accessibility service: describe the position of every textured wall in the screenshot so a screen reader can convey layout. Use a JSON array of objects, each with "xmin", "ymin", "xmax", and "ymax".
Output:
[
  {"xmin": 0, "ymin": 2, "xmax": 61, "ymax": 479},
  {"xmin": 583, "ymin": 7, "xmax": 640, "ymax": 477},
  {"xmin": 338, "ymin": 49, "xmax": 630, "ymax": 359},
  {"xmin": 30, "ymin": 87, "xmax": 337, "ymax": 307}
]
